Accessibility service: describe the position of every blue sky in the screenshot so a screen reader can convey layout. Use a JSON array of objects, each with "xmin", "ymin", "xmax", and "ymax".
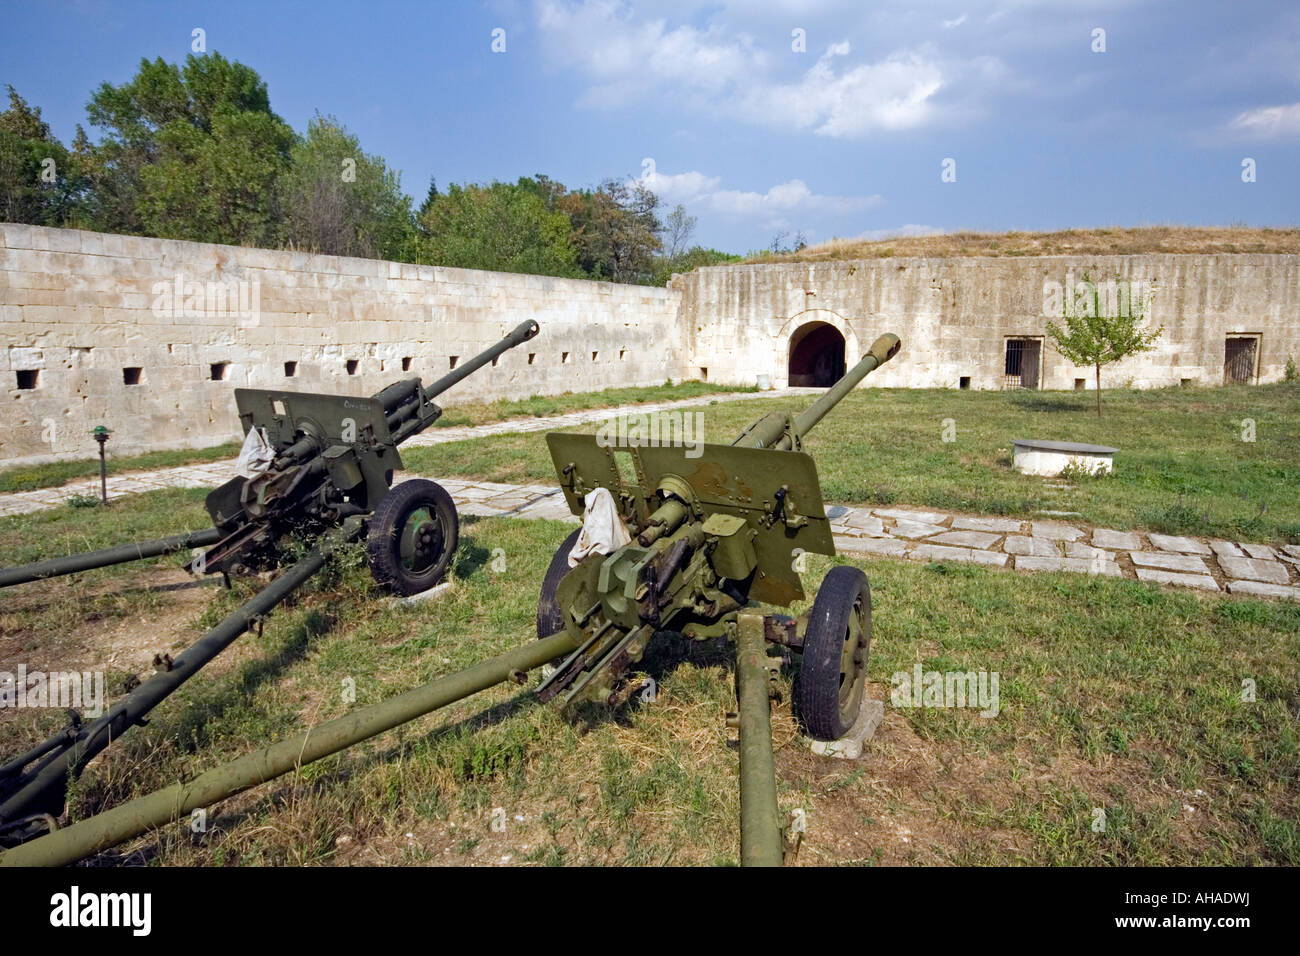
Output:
[{"xmin": 3, "ymin": 0, "xmax": 1298, "ymax": 252}]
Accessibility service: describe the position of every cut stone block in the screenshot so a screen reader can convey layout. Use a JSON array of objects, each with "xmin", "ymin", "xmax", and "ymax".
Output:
[
  {"xmin": 1065, "ymin": 542, "xmax": 1113, "ymax": 560},
  {"xmin": 930, "ymin": 530, "xmax": 1002, "ymax": 549},
  {"xmin": 873, "ymin": 508, "xmax": 950, "ymax": 525},
  {"xmin": 808, "ymin": 700, "xmax": 885, "ymax": 760},
  {"xmin": 1240, "ymin": 543, "xmax": 1278, "ymax": 561},
  {"xmin": 835, "ymin": 536, "xmax": 907, "ymax": 558},
  {"xmin": 951, "ymin": 516, "xmax": 1022, "ymax": 533},
  {"xmin": 393, "ymin": 581, "xmax": 453, "ymax": 607},
  {"xmin": 1130, "ymin": 551, "xmax": 1210, "ymax": 573},
  {"xmin": 1148, "ymin": 533, "xmax": 1211, "ymax": 555},
  {"xmin": 1135, "ymin": 568, "xmax": 1219, "ymax": 591},
  {"xmin": 1283, "ymin": 545, "xmax": 1300, "ymax": 560},
  {"xmin": 1209, "ymin": 540, "xmax": 1244, "ymax": 558},
  {"xmin": 1016, "ymin": 555, "xmax": 1121, "ymax": 577},
  {"xmin": 1003, "ymin": 535, "xmax": 1061, "ymax": 557},
  {"xmin": 1218, "ymin": 556, "xmax": 1290, "ymax": 585},
  {"xmin": 909, "ymin": 544, "xmax": 1007, "ymax": 567},
  {"xmin": 1030, "ymin": 521, "xmax": 1084, "ymax": 541},
  {"xmin": 1091, "ymin": 528, "xmax": 1141, "ymax": 551},
  {"xmin": 890, "ymin": 520, "xmax": 947, "ymax": 539},
  {"xmin": 1226, "ymin": 579, "xmax": 1300, "ymax": 600},
  {"xmin": 842, "ymin": 512, "xmax": 886, "ymax": 536}
]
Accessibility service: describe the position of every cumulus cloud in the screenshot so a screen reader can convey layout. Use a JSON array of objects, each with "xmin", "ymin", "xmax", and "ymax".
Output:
[
  {"xmin": 1229, "ymin": 103, "xmax": 1300, "ymax": 139},
  {"xmin": 640, "ymin": 168, "xmax": 881, "ymax": 229},
  {"xmin": 535, "ymin": 1, "xmax": 981, "ymax": 138}
]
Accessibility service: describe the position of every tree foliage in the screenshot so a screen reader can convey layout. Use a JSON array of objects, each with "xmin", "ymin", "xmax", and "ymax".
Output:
[
  {"xmin": 0, "ymin": 87, "xmax": 83, "ymax": 226},
  {"xmin": 280, "ymin": 113, "xmax": 414, "ymax": 260},
  {"xmin": 1045, "ymin": 274, "xmax": 1164, "ymax": 415}
]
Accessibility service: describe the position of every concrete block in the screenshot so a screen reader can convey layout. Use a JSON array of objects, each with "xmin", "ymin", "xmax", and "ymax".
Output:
[
  {"xmin": 1131, "ymin": 551, "xmax": 1210, "ymax": 574},
  {"xmin": 1031, "ymin": 521, "xmax": 1084, "ymax": 541},
  {"xmin": 1092, "ymin": 528, "xmax": 1141, "ymax": 550},
  {"xmin": 808, "ymin": 700, "xmax": 885, "ymax": 760},
  {"xmin": 1003, "ymin": 535, "xmax": 1060, "ymax": 557},
  {"xmin": 1225, "ymin": 579, "xmax": 1300, "ymax": 600},
  {"xmin": 1135, "ymin": 568, "xmax": 1220, "ymax": 591},
  {"xmin": 1218, "ymin": 556, "xmax": 1290, "ymax": 585},
  {"xmin": 1148, "ymin": 533, "xmax": 1211, "ymax": 555}
]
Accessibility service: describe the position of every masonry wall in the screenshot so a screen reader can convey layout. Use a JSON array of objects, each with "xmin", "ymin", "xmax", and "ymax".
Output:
[
  {"xmin": 670, "ymin": 255, "xmax": 1300, "ymax": 391},
  {"xmin": 0, "ymin": 224, "xmax": 685, "ymax": 465},
  {"xmin": 4, "ymin": 224, "xmax": 1298, "ymax": 468}
]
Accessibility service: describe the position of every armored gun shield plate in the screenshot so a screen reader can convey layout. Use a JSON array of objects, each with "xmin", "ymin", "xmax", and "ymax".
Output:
[
  {"xmin": 637, "ymin": 442, "xmax": 834, "ymax": 606},
  {"xmin": 547, "ymin": 433, "xmax": 647, "ymax": 516},
  {"xmin": 234, "ymin": 388, "xmax": 395, "ymax": 449}
]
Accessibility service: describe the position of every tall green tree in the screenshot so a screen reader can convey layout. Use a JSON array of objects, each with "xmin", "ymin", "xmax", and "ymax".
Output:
[
  {"xmin": 417, "ymin": 180, "xmax": 580, "ymax": 276},
  {"xmin": 1046, "ymin": 274, "xmax": 1164, "ymax": 416},
  {"xmin": 562, "ymin": 178, "xmax": 662, "ymax": 283},
  {"xmin": 0, "ymin": 87, "xmax": 83, "ymax": 226},
  {"xmin": 280, "ymin": 113, "xmax": 414, "ymax": 260},
  {"xmin": 84, "ymin": 52, "xmax": 293, "ymax": 244}
]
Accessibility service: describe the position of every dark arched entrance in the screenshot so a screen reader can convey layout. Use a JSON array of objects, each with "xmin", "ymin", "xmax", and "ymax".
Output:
[{"xmin": 788, "ymin": 322, "xmax": 846, "ymax": 387}]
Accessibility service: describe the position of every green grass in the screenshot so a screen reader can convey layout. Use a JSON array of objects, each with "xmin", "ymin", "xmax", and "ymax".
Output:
[
  {"xmin": 403, "ymin": 381, "xmax": 1300, "ymax": 543},
  {"xmin": 1, "ymin": 491, "xmax": 1296, "ymax": 865},
  {"xmin": 0, "ymin": 444, "xmax": 242, "ymax": 494},
  {"xmin": 430, "ymin": 379, "xmax": 750, "ymax": 428},
  {"xmin": 0, "ymin": 380, "xmax": 745, "ymax": 493}
]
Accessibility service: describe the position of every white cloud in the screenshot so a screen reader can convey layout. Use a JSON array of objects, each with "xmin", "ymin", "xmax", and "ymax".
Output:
[
  {"xmin": 1229, "ymin": 103, "xmax": 1300, "ymax": 139},
  {"xmin": 535, "ymin": 1, "xmax": 977, "ymax": 138},
  {"xmin": 641, "ymin": 168, "xmax": 881, "ymax": 229},
  {"xmin": 941, "ymin": 13, "xmax": 967, "ymax": 28}
]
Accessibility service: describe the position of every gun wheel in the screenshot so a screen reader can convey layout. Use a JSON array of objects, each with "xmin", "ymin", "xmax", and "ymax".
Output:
[
  {"xmin": 794, "ymin": 565, "xmax": 871, "ymax": 741},
  {"xmin": 367, "ymin": 479, "xmax": 459, "ymax": 595},
  {"xmin": 537, "ymin": 528, "xmax": 581, "ymax": 639}
]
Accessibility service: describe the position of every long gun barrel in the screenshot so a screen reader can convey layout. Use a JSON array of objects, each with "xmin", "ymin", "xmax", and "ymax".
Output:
[{"xmin": 732, "ymin": 333, "xmax": 900, "ymax": 450}]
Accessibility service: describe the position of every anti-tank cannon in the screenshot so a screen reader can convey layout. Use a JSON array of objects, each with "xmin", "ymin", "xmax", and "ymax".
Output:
[{"xmin": 0, "ymin": 320, "xmax": 539, "ymax": 843}]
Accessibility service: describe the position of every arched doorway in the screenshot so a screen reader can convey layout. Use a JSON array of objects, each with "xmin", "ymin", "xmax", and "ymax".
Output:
[{"xmin": 788, "ymin": 322, "xmax": 846, "ymax": 387}]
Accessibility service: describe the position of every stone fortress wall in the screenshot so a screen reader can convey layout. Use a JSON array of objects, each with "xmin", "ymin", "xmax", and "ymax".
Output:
[{"xmin": 3, "ymin": 223, "xmax": 1298, "ymax": 466}]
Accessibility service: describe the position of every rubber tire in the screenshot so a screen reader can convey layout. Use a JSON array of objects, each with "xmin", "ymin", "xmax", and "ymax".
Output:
[
  {"xmin": 366, "ymin": 479, "xmax": 459, "ymax": 595},
  {"xmin": 794, "ymin": 565, "xmax": 871, "ymax": 741},
  {"xmin": 536, "ymin": 528, "xmax": 582, "ymax": 638}
]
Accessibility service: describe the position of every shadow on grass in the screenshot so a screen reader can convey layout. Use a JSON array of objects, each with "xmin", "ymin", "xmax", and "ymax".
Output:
[{"xmin": 1008, "ymin": 393, "xmax": 1092, "ymax": 414}]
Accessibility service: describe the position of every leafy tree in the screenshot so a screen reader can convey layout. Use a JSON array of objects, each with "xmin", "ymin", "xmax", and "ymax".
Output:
[
  {"xmin": 0, "ymin": 87, "xmax": 84, "ymax": 226},
  {"xmin": 280, "ymin": 113, "xmax": 414, "ymax": 260},
  {"xmin": 1045, "ymin": 274, "xmax": 1163, "ymax": 416},
  {"xmin": 417, "ymin": 180, "xmax": 581, "ymax": 276},
  {"xmin": 661, "ymin": 203, "xmax": 696, "ymax": 258},
  {"xmin": 651, "ymin": 244, "xmax": 742, "ymax": 285},
  {"xmin": 563, "ymin": 178, "xmax": 661, "ymax": 283},
  {"xmin": 83, "ymin": 52, "xmax": 293, "ymax": 244}
]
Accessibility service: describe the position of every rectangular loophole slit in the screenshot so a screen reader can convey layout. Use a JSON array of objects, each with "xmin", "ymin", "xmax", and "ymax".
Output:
[
  {"xmin": 527, "ymin": 353, "xmax": 536, "ymax": 365},
  {"xmin": 699, "ymin": 367, "xmax": 708, "ymax": 381},
  {"xmin": 123, "ymin": 367, "xmax": 142, "ymax": 385},
  {"xmin": 449, "ymin": 355, "xmax": 459, "ymax": 369},
  {"xmin": 591, "ymin": 351, "xmax": 599, "ymax": 361},
  {"xmin": 16, "ymin": 370, "xmax": 39, "ymax": 390},
  {"xmin": 959, "ymin": 376, "xmax": 970, "ymax": 389},
  {"xmin": 1074, "ymin": 378, "xmax": 1085, "ymax": 390},
  {"xmin": 210, "ymin": 362, "xmax": 229, "ymax": 381},
  {"xmin": 401, "ymin": 356, "xmax": 412, "ymax": 371},
  {"xmin": 561, "ymin": 351, "xmax": 570, "ymax": 364},
  {"xmin": 619, "ymin": 349, "xmax": 627, "ymax": 361},
  {"xmin": 346, "ymin": 359, "xmax": 359, "ymax": 375},
  {"xmin": 283, "ymin": 361, "xmax": 297, "ymax": 378}
]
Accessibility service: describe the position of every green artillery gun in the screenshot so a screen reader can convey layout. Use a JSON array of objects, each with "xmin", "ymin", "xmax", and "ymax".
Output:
[
  {"xmin": 0, "ymin": 331, "xmax": 899, "ymax": 867},
  {"xmin": 0, "ymin": 319, "xmax": 539, "ymax": 844}
]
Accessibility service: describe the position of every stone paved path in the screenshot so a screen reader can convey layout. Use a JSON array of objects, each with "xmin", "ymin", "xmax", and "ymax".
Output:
[{"xmin": 3, "ymin": 391, "xmax": 1298, "ymax": 601}]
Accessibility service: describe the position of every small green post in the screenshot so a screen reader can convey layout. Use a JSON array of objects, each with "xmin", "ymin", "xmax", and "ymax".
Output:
[{"xmin": 92, "ymin": 425, "xmax": 111, "ymax": 504}]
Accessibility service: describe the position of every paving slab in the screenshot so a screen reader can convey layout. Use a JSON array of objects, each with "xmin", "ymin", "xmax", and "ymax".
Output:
[
  {"xmin": 930, "ymin": 530, "xmax": 1002, "ymax": 549},
  {"xmin": 873, "ymin": 508, "xmax": 950, "ymax": 525},
  {"xmin": 950, "ymin": 516, "xmax": 1022, "ymax": 533},
  {"xmin": 1240, "ymin": 543, "xmax": 1278, "ymax": 561},
  {"xmin": 909, "ymin": 543, "xmax": 1007, "ymax": 567},
  {"xmin": 1148, "ymin": 533, "xmax": 1211, "ymax": 555},
  {"xmin": 1226, "ymin": 580, "xmax": 1300, "ymax": 600},
  {"xmin": 1135, "ymin": 568, "xmax": 1220, "ymax": 591},
  {"xmin": 1015, "ymin": 555, "xmax": 1122, "ymax": 577},
  {"xmin": 1209, "ymin": 540, "xmax": 1244, "ymax": 559},
  {"xmin": 1030, "ymin": 521, "xmax": 1084, "ymax": 541},
  {"xmin": 834, "ymin": 536, "xmax": 907, "ymax": 558},
  {"xmin": 1065, "ymin": 542, "xmax": 1113, "ymax": 560},
  {"xmin": 1130, "ymin": 551, "xmax": 1210, "ymax": 574},
  {"xmin": 1091, "ymin": 528, "xmax": 1141, "ymax": 551},
  {"xmin": 1283, "ymin": 545, "xmax": 1300, "ymax": 560},
  {"xmin": 1217, "ymin": 556, "xmax": 1290, "ymax": 585},
  {"xmin": 890, "ymin": 520, "xmax": 946, "ymax": 539},
  {"xmin": 1003, "ymin": 535, "xmax": 1061, "ymax": 557}
]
